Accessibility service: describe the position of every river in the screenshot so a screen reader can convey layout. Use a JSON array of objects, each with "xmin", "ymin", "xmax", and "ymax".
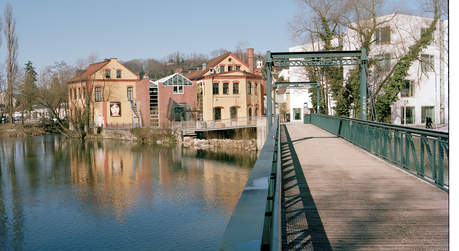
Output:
[{"xmin": 0, "ymin": 135, "xmax": 256, "ymax": 250}]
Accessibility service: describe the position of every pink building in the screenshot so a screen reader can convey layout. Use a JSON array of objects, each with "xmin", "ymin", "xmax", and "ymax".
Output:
[{"xmin": 149, "ymin": 73, "xmax": 197, "ymax": 128}]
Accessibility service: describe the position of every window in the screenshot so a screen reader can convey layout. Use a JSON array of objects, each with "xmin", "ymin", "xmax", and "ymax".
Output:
[
  {"xmin": 248, "ymin": 107, "xmax": 252, "ymax": 120},
  {"xmin": 421, "ymin": 106, "xmax": 435, "ymax": 123},
  {"xmin": 95, "ymin": 87, "xmax": 102, "ymax": 102},
  {"xmin": 376, "ymin": 53, "xmax": 391, "ymax": 72},
  {"xmin": 223, "ymin": 83, "xmax": 229, "ymax": 94},
  {"xmin": 236, "ymin": 66, "xmax": 241, "ymax": 71},
  {"xmin": 293, "ymin": 108, "xmax": 301, "ymax": 120},
  {"xmin": 127, "ymin": 87, "xmax": 133, "ymax": 101},
  {"xmin": 228, "ymin": 66, "xmax": 232, "ymax": 72},
  {"xmin": 421, "ymin": 54, "xmax": 434, "ymax": 72},
  {"xmin": 219, "ymin": 66, "xmax": 225, "ymax": 73},
  {"xmin": 401, "ymin": 106, "xmax": 415, "ymax": 124},
  {"xmin": 231, "ymin": 107, "xmax": 237, "ymax": 120},
  {"xmin": 254, "ymin": 83, "xmax": 257, "ymax": 95},
  {"xmin": 116, "ymin": 70, "xmax": 122, "ymax": 78},
  {"xmin": 214, "ymin": 107, "xmax": 221, "ymax": 120},
  {"xmin": 233, "ymin": 83, "xmax": 239, "ymax": 94},
  {"xmin": 213, "ymin": 83, "xmax": 219, "ymax": 95},
  {"xmin": 173, "ymin": 85, "xmax": 183, "ymax": 94},
  {"xmin": 375, "ymin": 26, "xmax": 391, "ymax": 44},
  {"xmin": 421, "ymin": 27, "xmax": 433, "ymax": 41},
  {"xmin": 255, "ymin": 108, "xmax": 258, "ymax": 117},
  {"xmin": 73, "ymin": 88, "xmax": 76, "ymax": 99},
  {"xmin": 105, "ymin": 69, "xmax": 111, "ymax": 78},
  {"xmin": 248, "ymin": 82, "xmax": 251, "ymax": 95},
  {"xmin": 401, "ymin": 80, "xmax": 414, "ymax": 97}
]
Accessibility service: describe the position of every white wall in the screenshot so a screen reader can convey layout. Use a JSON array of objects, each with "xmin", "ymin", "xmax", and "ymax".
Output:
[{"xmin": 289, "ymin": 13, "xmax": 448, "ymax": 126}]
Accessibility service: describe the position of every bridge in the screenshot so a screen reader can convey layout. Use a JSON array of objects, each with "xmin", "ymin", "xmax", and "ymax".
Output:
[{"xmin": 220, "ymin": 114, "xmax": 448, "ymax": 250}]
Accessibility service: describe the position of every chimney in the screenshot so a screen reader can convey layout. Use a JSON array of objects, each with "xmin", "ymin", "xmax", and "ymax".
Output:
[
  {"xmin": 248, "ymin": 48, "xmax": 254, "ymax": 73},
  {"xmin": 202, "ymin": 63, "xmax": 207, "ymax": 70}
]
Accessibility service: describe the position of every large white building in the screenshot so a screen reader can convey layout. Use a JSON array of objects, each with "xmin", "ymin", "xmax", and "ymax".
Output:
[{"xmin": 288, "ymin": 13, "xmax": 448, "ymax": 129}]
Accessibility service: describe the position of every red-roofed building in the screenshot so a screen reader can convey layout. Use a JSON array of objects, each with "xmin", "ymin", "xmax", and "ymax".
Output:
[
  {"xmin": 68, "ymin": 58, "xmax": 149, "ymax": 129},
  {"xmin": 184, "ymin": 48, "xmax": 265, "ymax": 123}
]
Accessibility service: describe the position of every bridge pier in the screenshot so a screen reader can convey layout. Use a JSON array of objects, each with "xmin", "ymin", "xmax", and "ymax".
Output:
[{"xmin": 257, "ymin": 116, "xmax": 267, "ymax": 150}]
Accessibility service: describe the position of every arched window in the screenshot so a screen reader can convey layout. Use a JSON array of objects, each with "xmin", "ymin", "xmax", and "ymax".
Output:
[
  {"xmin": 248, "ymin": 107, "xmax": 252, "ymax": 120},
  {"xmin": 247, "ymin": 82, "xmax": 251, "ymax": 95}
]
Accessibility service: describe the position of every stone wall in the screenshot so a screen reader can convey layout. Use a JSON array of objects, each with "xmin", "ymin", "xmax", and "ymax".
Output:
[{"xmin": 182, "ymin": 137, "xmax": 257, "ymax": 152}]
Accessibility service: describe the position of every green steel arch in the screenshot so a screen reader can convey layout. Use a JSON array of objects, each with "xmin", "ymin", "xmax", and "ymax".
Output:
[{"xmin": 265, "ymin": 49, "xmax": 368, "ymax": 131}]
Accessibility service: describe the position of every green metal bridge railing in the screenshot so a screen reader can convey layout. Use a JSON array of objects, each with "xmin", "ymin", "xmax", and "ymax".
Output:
[
  {"xmin": 305, "ymin": 114, "xmax": 449, "ymax": 191},
  {"xmin": 220, "ymin": 115, "xmax": 282, "ymax": 251}
]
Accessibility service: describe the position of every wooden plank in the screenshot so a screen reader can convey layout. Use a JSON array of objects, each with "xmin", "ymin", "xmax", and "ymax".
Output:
[{"xmin": 282, "ymin": 124, "xmax": 448, "ymax": 250}]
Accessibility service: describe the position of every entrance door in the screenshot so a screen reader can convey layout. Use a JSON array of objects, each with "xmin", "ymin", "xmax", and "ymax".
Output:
[{"xmin": 293, "ymin": 108, "xmax": 301, "ymax": 121}]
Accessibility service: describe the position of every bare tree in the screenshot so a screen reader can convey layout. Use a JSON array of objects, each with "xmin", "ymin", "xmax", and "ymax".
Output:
[
  {"xmin": 3, "ymin": 2, "xmax": 18, "ymax": 124},
  {"xmin": 37, "ymin": 61, "xmax": 74, "ymax": 135}
]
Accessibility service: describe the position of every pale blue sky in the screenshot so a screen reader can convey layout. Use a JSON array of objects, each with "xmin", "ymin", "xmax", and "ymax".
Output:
[{"xmin": 1, "ymin": 0, "xmax": 439, "ymax": 70}]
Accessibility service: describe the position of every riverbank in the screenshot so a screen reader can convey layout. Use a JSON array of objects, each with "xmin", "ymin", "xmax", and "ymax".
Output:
[
  {"xmin": 0, "ymin": 124, "xmax": 46, "ymax": 137},
  {"xmin": 1, "ymin": 124, "xmax": 259, "ymax": 152},
  {"xmin": 182, "ymin": 137, "xmax": 257, "ymax": 152}
]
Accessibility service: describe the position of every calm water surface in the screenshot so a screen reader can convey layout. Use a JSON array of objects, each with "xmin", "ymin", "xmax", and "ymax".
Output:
[{"xmin": 0, "ymin": 135, "xmax": 256, "ymax": 250}]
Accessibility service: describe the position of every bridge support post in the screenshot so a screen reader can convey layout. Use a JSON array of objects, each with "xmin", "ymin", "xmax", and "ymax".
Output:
[
  {"xmin": 273, "ymin": 87, "xmax": 276, "ymax": 120},
  {"xmin": 360, "ymin": 48, "xmax": 368, "ymax": 120},
  {"xmin": 266, "ymin": 51, "xmax": 273, "ymax": 132},
  {"xmin": 316, "ymin": 85, "xmax": 320, "ymax": 114}
]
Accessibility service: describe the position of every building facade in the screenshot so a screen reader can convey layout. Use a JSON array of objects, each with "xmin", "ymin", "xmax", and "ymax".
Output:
[
  {"xmin": 149, "ymin": 73, "xmax": 197, "ymax": 128},
  {"xmin": 289, "ymin": 13, "xmax": 448, "ymax": 128},
  {"xmin": 68, "ymin": 58, "xmax": 148, "ymax": 128},
  {"xmin": 185, "ymin": 49, "xmax": 264, "ymax": 124}
]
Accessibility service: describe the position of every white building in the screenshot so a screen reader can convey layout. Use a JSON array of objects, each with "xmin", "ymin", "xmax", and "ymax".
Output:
[{"xmin": 289, "ymin": 13, "xmax": 448, "ymax": 129}]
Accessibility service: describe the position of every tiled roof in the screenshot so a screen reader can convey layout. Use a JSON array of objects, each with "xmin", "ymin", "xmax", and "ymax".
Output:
[
  {"xmin": 68, "ymin": 60, "xmax": 110, "ymax": 83},
  {"xmin": 184, "ymin": 52, "xmax": 251, "ymax": 80},
  {"xmin": 202, "ymin": 70, "xmax": 263, "ymax": 79}
]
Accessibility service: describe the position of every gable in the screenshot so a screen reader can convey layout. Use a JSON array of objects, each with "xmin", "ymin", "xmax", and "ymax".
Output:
[
  {"xmin": 93, "ymin": 59, "xmax": 138, "ymax": 80},
  {"xmin": 204, "ymin": 53, "xmax": 250, "ymax": 77}
]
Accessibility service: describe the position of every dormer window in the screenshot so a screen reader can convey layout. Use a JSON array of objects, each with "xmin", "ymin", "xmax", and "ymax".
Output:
[
  {"xmin": 228, "ymin": 66, "xmax": 232, "ymax": 72},
  {"xmin": 220, "ymin": 66, "xmax": 225, "ymax": 73},
  {"xmin": 105, "ymin": 69, "xmax": 111, "ymax": 78},
  {"xmin": 236, "ymin": 66, "xmax": 241, "ymax": 71},
  {"xmin": 116, "ymin": 70, "xmax": 122, "ymax": 78}
]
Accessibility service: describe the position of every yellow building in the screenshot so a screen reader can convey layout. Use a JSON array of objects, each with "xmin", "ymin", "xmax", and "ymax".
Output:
[
  {"xmin": 68, "ymin": 58, "xmax": 143, "ymax": 129},
  {"xmin": 185, "ymin": 49, "xmax": 264, "ymax": 123}
]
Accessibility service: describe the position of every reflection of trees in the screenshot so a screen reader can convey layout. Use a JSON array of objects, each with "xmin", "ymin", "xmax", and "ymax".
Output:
[
  {"xmin": 0, "ymin": 159, "xmax": 7, "ymax": 248},
  {"xmin": 8, "ymin": 140, "xmax": 24, "ymax": 250}
]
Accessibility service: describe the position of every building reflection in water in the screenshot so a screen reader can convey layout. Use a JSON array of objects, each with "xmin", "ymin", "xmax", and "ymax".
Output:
[{"xmin": 69, "ymin": 140, "xmax": 254, "ymax": 221}]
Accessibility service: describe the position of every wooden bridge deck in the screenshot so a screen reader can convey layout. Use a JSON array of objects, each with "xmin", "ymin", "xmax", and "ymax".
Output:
[{"xmin": 280, "ymin": 123, "xmax": 449, "ymax": 250}]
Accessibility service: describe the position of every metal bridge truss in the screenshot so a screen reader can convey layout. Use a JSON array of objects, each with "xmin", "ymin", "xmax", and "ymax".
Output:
[
  {"xmin": 274, "ymin": 81, "xmax": 320, "ymax": 115},
  {"xmin": 265, "ymin": 50, "xmax": 368, "ymax": 132}
]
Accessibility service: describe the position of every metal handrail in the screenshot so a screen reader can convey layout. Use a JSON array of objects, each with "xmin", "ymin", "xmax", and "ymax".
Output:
[
  {"xmin": 220, "ymin": 115, "xmax": 281, "ymax": 250},
  {"xmin": 309, "ymin": 113, "xmax": 448, "ymax": 138},
  {"xmin": 271, "ymin": 119, "xmax": 282, "ymax": 251},
  {"xmin": 305, "ymin": 114, "xmax": 449, "ymax": 191}
]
